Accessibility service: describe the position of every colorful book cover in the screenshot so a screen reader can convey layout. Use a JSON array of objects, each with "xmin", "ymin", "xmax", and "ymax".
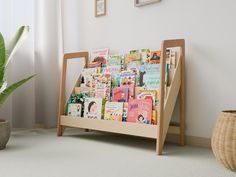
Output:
[
  {"xmin": 119, "ymin": 72, "xmax": 136, "ymax": 98},
  {"xmin": 130, "ymin": 49, "xmax": 151, "ymax": 64},
  {"xmin": 67, "ymin": 103, "xmax": 82, "ymax": 117},
  {"xmin": 90, "ymin": 48, "xmax": 109, "ymax": 65},
  {"xmin": 140, "ymin": 64, "xmax": 160, "ymax": 87},
  {"xmin": 87, "ymin": 62, "xmax": 102, "ymax": 68},
  {"xmin": 146, "ymin": 50, "xmax": 161, "ymax": 64},
  {"xmin": 143, "ymin": 74, "xmax": 160, "ymax": 90},
  {"xmin": 136, "ymin": 90, "xmax": 158, "ymax": 107},
  {"xmin": 112, "ymin": 87, "xmax": 129, "ymax": 102},
  {"xmin": 74, "ymin": 87, "xmax": 91, "ymax": 97},
  {"xmin": 91, "ymin": 73, "xmax": 112, "ymax": 101},
  {"xmin": 84, "ymin": 98, "xmax": 103, "ymax": 119},
  {"xmin": 127, "ymin": 61, "xmax": 141, "ymax": 86},
  {"xmin": 81, "ymin": 68, "xmax": 98, "ymax": 87},
  {"xmin": 107, "ymin": 54, "xmax": 123, "ymax": 65},
  {"xmin": 102, "ymin": 65, "xmax": 121, "ymax": 74},
  {"xmin": 127, "ymin": 99, "xmax": 152, "ymax": 124},
  {"xmin": 122, "ymin": 102, "xmax": 128, "ymax": 122},
  {"xmin": 124, "ymin": 53, "xmax": 141, "ymax": 67},
  {"xmin": 104, "ymin": 102, "xmax": 123, "ymax": 121}
]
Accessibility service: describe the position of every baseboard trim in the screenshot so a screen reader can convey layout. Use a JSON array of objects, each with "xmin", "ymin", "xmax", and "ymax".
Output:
[{"xmin": 166, "ymin": 134, "xmax": 211, "ymax": 148}]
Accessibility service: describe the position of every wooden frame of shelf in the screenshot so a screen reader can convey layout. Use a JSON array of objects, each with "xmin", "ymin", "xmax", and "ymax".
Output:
[{"xmin": 57, "ymin": 39, "xmax": 185, "ymax": 155}]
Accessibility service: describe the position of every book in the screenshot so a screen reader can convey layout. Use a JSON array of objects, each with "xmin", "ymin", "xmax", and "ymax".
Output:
[
  {"xmin": 107, "ymin": 54, "xmax": 123, "ymax": 66},
  {"xmin": 74, "ymin": 87, "xmax": 91, "ymax": 97},
  {"xmin": 81, "ymin": 68, "xmax": 98, "ymax": 87},
  {"xmin": 84, "ymin": 98, "xmax": 103, "ymax": 119},
  {"xmin": 122, "ymin": 102, "xmax": 128, "ymax": 122},
  {"xmin": 130, "ymin": 49, "xmax": 150, "ymax": 64},
  {"xmin": 140, "ymin": 64, "xmax": 160, "ymax": 87},
  {"xmin": 112, "ymin": 87, "xmax": 129, "ymax": 102},
  {"xmin": 102, "ymin": 65, "xmax": 121, "ymax": 74},
  {"xmin": 136, "ymin": 89, "xmax": 158, "ymax": 107},
  {"xmin": 67, "ymin": 103, "xmax": 82, "ymax": 117},
  {"xmin": 127, "ymin": 99, "xmax": 152, "ymax": 124},
  {"xmin": 147, "ymin": 50, "xmax": 161, "ymax": 64},
  {"xmin": 127, "ymin": 61, "xmax": 141, "ymax": 86},
  {"xmin": 143, "ymin": 74, "xmax": 160, "ymax": 90},
  {"xmin": 104, "ymin": 102, "xmax": 123, "ymax": 121},
  {"xmin": 92, "ymin": 74, "xmax": 112, "ymax": 101},
  {"xmin": 124, "ymin": 53, "xmax": 141, "ymax": 67},
  {"xmin": 90, "ymin": 48, "xmax": 109, "ymax": 65},
  {"xmin": 119, "ymin": 72, "xmax": 136, "ymax": 98},
  {"xmin": 151, "ymin": 110, "xmax": 157, "ymax": 125}
]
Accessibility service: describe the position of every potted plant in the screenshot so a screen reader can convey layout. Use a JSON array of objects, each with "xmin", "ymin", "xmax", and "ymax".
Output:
[{"xmin": 0, "ymin": 26, "xmax": 35, "ymax": 150}]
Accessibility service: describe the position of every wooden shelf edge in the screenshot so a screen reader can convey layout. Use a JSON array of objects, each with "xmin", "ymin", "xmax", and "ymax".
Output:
[{"xmin": 61, "ymin": 116, "xmax": 158, "ymax": 139}]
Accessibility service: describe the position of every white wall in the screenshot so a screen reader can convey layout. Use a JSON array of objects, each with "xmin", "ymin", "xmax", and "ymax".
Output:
[{"xmin": 62, "ymin": 0, "xmax": 236, "ymax": 138}]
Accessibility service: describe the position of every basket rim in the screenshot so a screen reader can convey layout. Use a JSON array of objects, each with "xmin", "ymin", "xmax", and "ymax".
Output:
[
  {"xmin": 0, "ymin": 119, "xmax": 7, "ymax": 123},
  {"xmin": 222, "ymin": 110, "xmax": 236, "ymax": 115}
]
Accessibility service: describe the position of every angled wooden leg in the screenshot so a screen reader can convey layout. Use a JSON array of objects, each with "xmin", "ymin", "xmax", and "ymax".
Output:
[
  {"xmin": 57, "ymin": 125, "xmax": 65, "ymax": 136},
  {"xmin": 156, "ymin": 138, "xmax": 163, "ymax": 155}
]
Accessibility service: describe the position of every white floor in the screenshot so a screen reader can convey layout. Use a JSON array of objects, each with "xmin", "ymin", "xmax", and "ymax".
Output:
[{"xmin": 0, "ymin": 129, "xmax": 235, "ymax": 177}]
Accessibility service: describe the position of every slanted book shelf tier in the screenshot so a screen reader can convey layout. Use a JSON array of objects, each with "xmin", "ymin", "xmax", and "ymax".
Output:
[{"xmin": 57, "ymin": 39, "xmax": 185, "ymax": 155}]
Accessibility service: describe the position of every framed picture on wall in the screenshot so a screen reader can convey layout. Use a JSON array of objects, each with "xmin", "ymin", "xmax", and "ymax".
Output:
[
  {"xmin": 95, "ymin": 0, "xmax": 106, "ymax": 17},
  {"xmin": 135, "ymin": 0, "xmax": 161, "ymax": 7}
]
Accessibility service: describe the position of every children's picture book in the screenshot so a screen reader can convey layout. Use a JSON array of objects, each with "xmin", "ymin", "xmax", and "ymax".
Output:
[
  {"xmin": 67, "ymin": 103, "xmax": 82, "ymax": 117},
  {"xmin": 127, "ymin": 99, "xmax": 152, "ymax": 124},
  {"xmin": 130, "ymin": 49, "xmax": 150, "ymax": 64},
  {"xmin": 124, "ymin": 53, "xmax": 141, "ymax": 67},
  {"xmin": 107, "ymin": 54, "xmax": 123, "ymax": 66},
  {"xmin": 81, "ymin": 68, "xmax": 98, "ymax": 87},
  {"xmin": 140, "ymin": 64, "xmax": 160, "ymax": 87},
  {"xmin": 143, "ymin": 74, "xmax": 160, "ymax": 90},
  {"xmin": 91, "ymin": 73, "xmax": 112, "ymax": 101},
  {"xmin": 90, "ymin": 48, "xmax": 109, "ymax": 65},
  {"xmin": 112, "ymin": 87, "xmax": 129, "ymax": 102},
  {"xmin": 147, "ymin": 50, "xmax": 161, "ymax": 64},
  {"xmin": 102, "ymin": 65, "xmax": 121, "ymax": 74},
  {"xmin": 122, "ymin": 102, "xmax": 128, "ymax": 122},
  {"xmin": 119, "ymin": 72, "xmax": 136, "ymax": 98},
  {"xmin": 136, "ymin": 90, "xmax": 158, "ymax": 107},
  {"xmin": 104, "ymin": 102, "xmax": 123, "ymax": 121},
  {"xmin": 84, "ymin": 98, "xmax": 103, "ymax": 119},
  {"xmin": 127, "ymin": 61, "xmax": 141, "ymax": 86},
  {"xmin": 74, "ymin": 87, "xmax": 91, "ymax": 97}
]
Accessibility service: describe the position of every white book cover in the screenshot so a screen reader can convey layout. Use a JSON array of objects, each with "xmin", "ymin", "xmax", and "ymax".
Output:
[{"xmin": 84, "ymin": 98, "xmax": 103, "ymax": 119}]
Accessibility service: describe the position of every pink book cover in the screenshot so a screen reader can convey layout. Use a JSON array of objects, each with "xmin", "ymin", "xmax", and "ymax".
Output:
[
  {"xmin": 120, "ymin": 72, "xmax": 135, "ymax": 98},
  {"xmin": 127, "ymin": 99, "xmax": 152, "ymax": 124}
]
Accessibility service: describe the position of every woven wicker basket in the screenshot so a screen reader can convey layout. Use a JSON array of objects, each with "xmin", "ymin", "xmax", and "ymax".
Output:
[{"xmin": 212, "ymin": 111, "xmax": 236, "ymax": 171}]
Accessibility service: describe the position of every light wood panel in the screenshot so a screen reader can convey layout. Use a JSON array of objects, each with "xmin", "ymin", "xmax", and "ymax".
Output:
[
  {"xmin": 61, "ymin": 116, "xmax": 158, "ymax": 139},
  {"xmin": 57, "ymin": 52, "xmax": 89, "ymax": 136}
]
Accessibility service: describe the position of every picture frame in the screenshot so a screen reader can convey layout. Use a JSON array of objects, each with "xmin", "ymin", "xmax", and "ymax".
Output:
[
  {"xmin": 134, "ymin": 0, "xmax": 161, "ymax": 7},
  {"xmin": 95, "ymin": 0, "xmax": 106, "ymax": 17}
]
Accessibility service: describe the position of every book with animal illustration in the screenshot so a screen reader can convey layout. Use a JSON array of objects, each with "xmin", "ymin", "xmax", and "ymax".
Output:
[
  {"xmin": 112, "ymin": 87, "xmax": 129, "ymax": 102},
  {"xmin": 140, "ymin": 64, "xmax": 160, "ymax": 88},
  {"xmin": 67, "ymin": 103, "xmax": 82, "ymax": 117},
  {"xmin": 84, "ymin": 98, "xmax": 103, "ymax": 119},
  {"xmin": 104, "ymin": 102, "xmax": 123, "ymax": 121},
  {"xmin": 146, "ymin": 50, "xmax": 161, "ymax": 64},
  {"xmin": 90, "ymin": 48, "xmax": 109, "ymax": 66},
  {"xmin": 127, "ymin": 99, "xmax": 152, "ymax": 124}
]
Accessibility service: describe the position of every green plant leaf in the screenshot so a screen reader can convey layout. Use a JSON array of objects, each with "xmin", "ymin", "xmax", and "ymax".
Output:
[
  {"xmin": 0, "ymin": 33, "xmax": 6, "ymax": 68},
  {"xmin": 0, "ymin": 74, "xmax": 36, "ymax": 105},
  {"xmin": 6, "ymin": 26, "xmax": 30, "ymax": 66}
]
